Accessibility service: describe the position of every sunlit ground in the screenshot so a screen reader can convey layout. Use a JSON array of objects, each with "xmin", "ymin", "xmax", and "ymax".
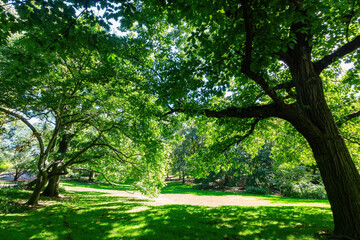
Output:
[{"xmin": 0, "ymin": 181, "xmax": 333, "ymax": 240}]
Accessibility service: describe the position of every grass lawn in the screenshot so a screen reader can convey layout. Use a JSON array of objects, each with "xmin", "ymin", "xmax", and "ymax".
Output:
[{"xmin": 0, "ymin": 180, "xmax": 333, "ymax": 239}]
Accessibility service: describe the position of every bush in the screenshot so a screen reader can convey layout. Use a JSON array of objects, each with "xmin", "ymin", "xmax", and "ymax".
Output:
[
  {"xmin": 280, "ymin": 182, "xmax": 327, "ymax": 199},
  {"xmin": 293, "ymin": 183, "xmax": 327, "ymax": 199},
  {"xmin": 245, "ymin": 186, "xmax": 269, "ymax": 195}
]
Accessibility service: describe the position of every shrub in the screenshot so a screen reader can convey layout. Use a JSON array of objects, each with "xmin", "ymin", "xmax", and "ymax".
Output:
[
  {"xmin": 245, "ymin": 186, "xmax": 269, "ymax": 195},
  {"xmin": 279, "ymin": 182, "xmax": 327, "ymax": 199}
]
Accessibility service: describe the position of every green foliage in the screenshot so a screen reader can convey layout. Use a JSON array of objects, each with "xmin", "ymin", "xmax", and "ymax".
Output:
[
  {"xmin": 245, "ymin": 142, "xmax": 275, "ymax": 189},
  {"xmin": 274, "ymin": 164, "xmax": 326, "ymax": 199},
  {"xmin": 1, "ymin": 0, "xmax": 360, "ymax": 235},
  {"xmin": 0, "ymin": 121, "xmax": 37, "ymax": 177},
  {"xmin": 0, "ymin": 2, "xmax": 170, "ymax": 197},
  {"xmin": 170, "ymin": 123, "xmax": 203, "ymax": 181},
  {"xmin": 288, "ymin": 183, "xmax": 327, "ymax": 200},
  {"xmin": 0, "ymin": 161, "xmax": 11, "ymax": 172},
  {"xmin": 0, "ymin": 187, "xmax": 31, "ymax": 213},
  {"xmin": 245, "ymin": 186, "xmax": 269, "ymax": 195}
]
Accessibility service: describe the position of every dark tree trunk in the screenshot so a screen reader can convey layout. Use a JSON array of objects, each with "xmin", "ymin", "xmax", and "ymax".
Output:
[
  {"xmin": 283, "ymin": 42, "xmax": 360, "ymax": 238},
  {"xmin": 13, "ymin": 170, "xmax": 20, "ymax": 181},
  {"xmin": 26, "ymin": 175, "xmax": 48, "ymax": 205},
  {"xmin": 88, "ymin": 171, "xmax": 94, "ymax": 182},
  {"xmin": 308, "ymin": 133, "xmax": 360, "ymax": 238},
  {"xmin": 288, "ymin": 107, "xmax": 360, "ymax": 238},
  {"xmin": 41, "ymin": 133, "xmax": 73, "ymax": 198},
  {"xmin": 182, "ymin": 170, "xmax": 185, "ymax": 184},
  {"xmin": 42, "ymin": 175, "xmax": 61, "ymax": 197}
]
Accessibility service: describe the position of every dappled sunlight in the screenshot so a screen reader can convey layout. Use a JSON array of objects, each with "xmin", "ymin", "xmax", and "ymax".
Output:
[
  {"xmin": 64, "ymin": 181, "xmax": 330, "ymax": 208},
  {"xmin": 0, "ymin": 181, "xmax": 333, "ymax": 239}
]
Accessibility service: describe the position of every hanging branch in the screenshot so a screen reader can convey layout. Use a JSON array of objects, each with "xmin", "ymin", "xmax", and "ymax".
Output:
[
  {"xmin": 222, "ymin": 118, "xmax": 261, "ymax": 153},
  {"xmin": 68, "ymin": 167, "xmax": 118, "ymax": 189},
  {"xmin": 240, "ymin": 0, "xmax": 283, "ymax": 104},
  {"xmin": 0, "ymin": 106, "xmax": 45, "ymax": 155}
]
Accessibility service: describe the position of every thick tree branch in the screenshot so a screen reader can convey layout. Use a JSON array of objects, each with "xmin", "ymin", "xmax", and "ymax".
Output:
[
  {"xmin": 203, "ymin": 103, "xmax": 278, "ymax": 119},
  {"xmin": 338, "ymin": 110, "xmax": 360, "ymax": 127},
  {"xmin": 63, "ymin": 142, "xmax": 97, "ymax": 168},
  {"xmin": 160, "ymin": 105, "xmax": 180, "ymax": 119},
  {"xmin": 241, "ymin": 0, "xmax": 283, "ymax": 104},
  {"xmin": 273, "ymin": 81, "xmax": 295, "ymax": 90},
  {"xmin": 63, "ymin": 126, "xmax": 113, "ymax": 167},
  {"xmin": 222, "ymin": 118, "xmax": 260, "ymax": 153},
  {"xmin": 161, "ymin": 103, "xmax": 279, "ymax": 120},
  {"xmin": 314, "ymin": 35, "xmax": 360, "ymax": 74},
  {"xmin": 0, "ymin": 106, "xmax": 45, "ymax": 154},
  {"xmin": 43, "ymin": 118, "xmax": 61, "ymax": 161},
  {"xmin": 345, "ymin": 110, "xmax": 360, "ymax": 121}
]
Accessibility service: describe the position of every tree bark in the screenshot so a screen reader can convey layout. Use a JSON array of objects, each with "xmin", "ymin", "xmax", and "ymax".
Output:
[
  {"xmin": 309, "ymin": 133, "xmax": 360, "ymax": 238},
  {"xmin": 41, "ymin": 175, "xmax": 61, "ymax": 197},
  {"xmin": 284, "ymin": 44, "xmax": 360, "ymax": 238},
  {"xmin": 41, "ymin": 133, "xmax": 73, "ymax": 198},
  {"xmin": 288, "ymin": 108, "xmax": 360, "ymax": 238},
  {"xmin": 182, "ymin": 170, "xmax": 185, "ymax": 184},
  {"xmin": 26, "ymin": 175, "xmax": 48, "ymax": 205},
  {"xmin": 89, "ymin": 171, "xmax": 94, "ymax": 182},
  {"xmin": 13, "ymin": 169, "xmax": 21, "ymax": 181}
]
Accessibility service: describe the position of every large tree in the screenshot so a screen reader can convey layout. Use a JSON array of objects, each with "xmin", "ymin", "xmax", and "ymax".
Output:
[
  {"xmin": 105, "ymin": 0, "xmax": 360, "ymax": 238},
  {"xmin": 0, "ymin": 1, "xmax": 167, "ymax": 205}
]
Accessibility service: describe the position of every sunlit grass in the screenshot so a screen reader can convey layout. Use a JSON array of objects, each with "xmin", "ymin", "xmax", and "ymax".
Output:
[
  {"xmin": 60, "ymin": 179, "xmax": 133, "ymax": 191},
  {"xmin": 161, "ymin": 182, "xmax": 330, "ymax": 205},
  {"xmin": 0, "ymin": 181, "xmax": 333, "ymax": 239}
]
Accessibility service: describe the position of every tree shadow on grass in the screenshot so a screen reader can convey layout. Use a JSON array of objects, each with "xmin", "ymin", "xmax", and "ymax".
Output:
[
  {"xmin": 61, "ymin": 180, "xmax": 133, "ymax": 191},
  {"xmin": 138, "ymin": 205, "xmax": 333, "ymax": 240},
  {"xmin": 0, "ymin": 191, "xmax": 333, "ymax": 240},
  {"xmin": 0, "ymin": 195, "xmax": 145, "ymax": 240}
]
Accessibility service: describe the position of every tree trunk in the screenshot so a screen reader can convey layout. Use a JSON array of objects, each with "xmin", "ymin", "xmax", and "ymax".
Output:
[
  {"xmin": 285, "ymin": 43, "xmax": 360, "ymax": 238},
  {"xmin": 89, "ymin": 171, "xmax": 94, "ymax": 182},
  {"xmin": 13, "ymin": 169, "xmax": 20, "ymax": 181},
  {"xmin": 40, "ymin": 133, "xmax": 73, "ymax": 198},
  {"xmin": 308, "ymin": 133, "xmax": 360, "ymax": 238},
  {"xmin": 26, "ymin": 176, "xmax": 48, "ymax": 205},
  {"xmin": 182, "ymin": 170, "xmax": 185, "ymax": 184},
  {"xmin": 41, "ymin": 175, "xmax": 61, "ymax": 197}
]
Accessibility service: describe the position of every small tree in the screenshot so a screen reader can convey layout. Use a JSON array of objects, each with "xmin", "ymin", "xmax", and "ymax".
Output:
[
  {"xmin": 171, "ymin": 125, "xmax": 203, "ymax": 183},
  {"xmin": 246, "ymin": 142, "xmax": 275, "ymax": 189},
  {"xmin": 0, "ymin": 121, "xmax": 37, "ymax": 181}
]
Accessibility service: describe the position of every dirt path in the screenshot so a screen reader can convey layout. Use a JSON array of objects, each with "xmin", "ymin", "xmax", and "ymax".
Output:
[{"xmin": 64, "ymin": 186, "xmax": 329, "ymax": 207}]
